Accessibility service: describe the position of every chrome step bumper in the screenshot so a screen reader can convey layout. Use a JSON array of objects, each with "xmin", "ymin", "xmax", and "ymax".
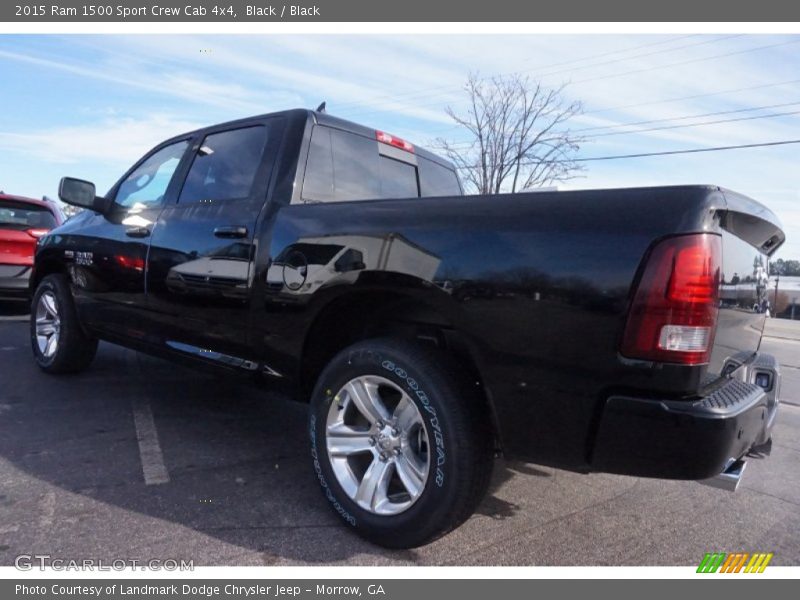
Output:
[{"xmin": 699, "ymin": 458, "xmax": 747, "ymax": 492}]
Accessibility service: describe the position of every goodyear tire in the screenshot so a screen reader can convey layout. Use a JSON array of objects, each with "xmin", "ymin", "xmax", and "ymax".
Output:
[
  {"xmin": 309, "ymin": 337, "xmax": 493, "ymax": 548},
  {"xmin": 30, "ymin": 274, "xmax": 98, "ymax": 374}
]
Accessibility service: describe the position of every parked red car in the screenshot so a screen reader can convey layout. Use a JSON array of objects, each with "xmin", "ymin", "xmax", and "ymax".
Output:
[{"xmin": 0, "ymin": 193, "xmax": 64, "ymax": 299}]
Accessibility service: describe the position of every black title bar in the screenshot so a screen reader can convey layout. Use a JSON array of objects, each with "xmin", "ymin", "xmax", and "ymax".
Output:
[{"xmin": 4, "ymin": 0, "xmax": 800, "ymax": 22}]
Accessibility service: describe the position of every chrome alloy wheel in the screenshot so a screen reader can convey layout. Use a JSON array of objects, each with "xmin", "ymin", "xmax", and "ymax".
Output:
[
  {"xmin": 35, "ymin": 291, "xmax": 61, "ymax": 358},
  {"xmin": 325, "ymin": 375, "xmax": 430, "ymax": 516}
]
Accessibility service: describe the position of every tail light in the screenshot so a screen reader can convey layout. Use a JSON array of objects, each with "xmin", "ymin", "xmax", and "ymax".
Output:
[
  {"xmin": 26, "ymin": 228, "xmax": 50, "ymax": 239},
  {"xmin": 115, "ymin": 255, "xmax": 145, "ymax": 271},
  {"xmin": 376, "ymin": 130, "xmax": 414, "ymax": 153},
  {"xmin": 621, "ymin": 233, "xmax": 721, "ymax": 365}
]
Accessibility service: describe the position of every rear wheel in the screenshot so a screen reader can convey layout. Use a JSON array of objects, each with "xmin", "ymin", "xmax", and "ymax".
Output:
[
  {"xmin": 30, "ymin": 274, "xmax": 97, "ymax": 374},
  {"xmin": 309, "ymin": 337, "xmax": 493, "ymax": 548}
]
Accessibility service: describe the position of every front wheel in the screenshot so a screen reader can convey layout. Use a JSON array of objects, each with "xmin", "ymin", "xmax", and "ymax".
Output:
[
  {"xmin": 309, "ymin": 338, "xmax": 493, "ymax": 548},
  {"xmin": 30, "ymin": 274, "xmax": 98, "ymax": 374}
]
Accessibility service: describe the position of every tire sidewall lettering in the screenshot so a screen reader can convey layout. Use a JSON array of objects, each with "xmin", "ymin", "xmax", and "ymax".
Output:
[
  {"xmin": 380, "ymin": 359, "xmax": 446, "ymax": 487},
  {"xmin": 309, "ymin": 414, "xmax": 357, "ymax": 527}
]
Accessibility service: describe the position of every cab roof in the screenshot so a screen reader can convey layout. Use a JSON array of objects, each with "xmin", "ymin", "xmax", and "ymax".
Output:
[{"xmin": 173, "ymin": 108, "xmax": 456, "ymax": 171}]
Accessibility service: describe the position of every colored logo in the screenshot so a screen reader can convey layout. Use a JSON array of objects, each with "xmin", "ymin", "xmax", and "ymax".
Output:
[{"xmin": 697, "ymin": 552, "xmax": 773, "ymax": 573}]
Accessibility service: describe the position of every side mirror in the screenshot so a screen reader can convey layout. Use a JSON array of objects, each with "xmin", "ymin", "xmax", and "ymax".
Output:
[
  {"xmin": 333, "ymin": 249, "xmax": 366, "ymax": 273},
  {"xmin": 334, "ymin": 260, "xmax": 366, "ymax": 273},
  {"xmin": 58, "ymin": 177, "xmax": 111, "ymax": 214}
]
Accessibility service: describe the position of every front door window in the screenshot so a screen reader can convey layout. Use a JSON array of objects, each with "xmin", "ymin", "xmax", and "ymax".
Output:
[{"xmin": 115, "ymin": 140, "xmax": 189, "ymax": 209}]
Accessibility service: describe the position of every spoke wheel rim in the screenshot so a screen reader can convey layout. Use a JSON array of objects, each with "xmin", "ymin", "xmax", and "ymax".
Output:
[
  {"xmin": 35, "ymin": 291, "xmax": 61, "ymax": 358},
  {"xmin": 325, "ymin": 375, "xmax": 430, "ymax": 516}
]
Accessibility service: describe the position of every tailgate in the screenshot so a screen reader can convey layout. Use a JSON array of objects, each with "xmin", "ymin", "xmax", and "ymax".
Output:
[{"xmin": 708, "ymin": 190, "xmax": 785, "ymax": 377}]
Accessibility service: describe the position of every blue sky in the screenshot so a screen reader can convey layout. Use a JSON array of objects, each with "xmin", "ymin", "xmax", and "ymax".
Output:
[{"xmin": 0, "ymin": 34, "xmax": 799, "ymax": 258}]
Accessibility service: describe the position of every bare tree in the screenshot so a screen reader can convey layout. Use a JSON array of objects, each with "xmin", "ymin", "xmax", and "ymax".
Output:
[{"xmin": 438, "ymin": 73, "xmax": 584, "ymax": 194}]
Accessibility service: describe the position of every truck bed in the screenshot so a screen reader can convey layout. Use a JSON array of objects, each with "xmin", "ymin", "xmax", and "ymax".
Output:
[{"xmin": 259, "ymin": 185, "xmax": 783, "ymax": 469}]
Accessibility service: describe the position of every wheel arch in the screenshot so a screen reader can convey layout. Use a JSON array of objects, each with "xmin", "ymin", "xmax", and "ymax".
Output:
[
  {"xmin": 298, "ymin": 288, "xmax": 503, "ymax": 452},
  {"xmin": 30, "ymin": 253, "xmax": 68, "ymax": 294}
]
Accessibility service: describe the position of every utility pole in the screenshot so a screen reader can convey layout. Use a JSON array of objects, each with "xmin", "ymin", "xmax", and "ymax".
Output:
[{"xmin": 774, "ymin": 274, "xmax": 780, "ymax": 317}]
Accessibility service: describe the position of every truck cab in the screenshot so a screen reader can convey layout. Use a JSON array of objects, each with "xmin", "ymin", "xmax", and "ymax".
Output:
[{"xmin": 33, "ymin": 109, "xmax": 460, "ymax": 359}]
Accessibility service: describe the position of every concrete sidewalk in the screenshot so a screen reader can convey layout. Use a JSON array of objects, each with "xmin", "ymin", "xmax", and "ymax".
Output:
[
  {"xmin": 764, "ymin": 317, "xmax": 800, "ymax": 345},
  {"xmin": 761, "ymin": 318, "xmax": 800, "ymax": 406}
]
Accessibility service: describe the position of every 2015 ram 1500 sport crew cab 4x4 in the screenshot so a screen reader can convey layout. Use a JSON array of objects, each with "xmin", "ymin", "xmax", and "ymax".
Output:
[{"xmin": 32, "ymin": 108, "xmax": 784, "ymax": 548}]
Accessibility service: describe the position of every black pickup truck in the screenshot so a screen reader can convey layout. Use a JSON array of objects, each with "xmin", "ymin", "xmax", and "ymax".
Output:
[{"xmin": 32, "ymin": 108, "xmax": 784, "ymax": 548}]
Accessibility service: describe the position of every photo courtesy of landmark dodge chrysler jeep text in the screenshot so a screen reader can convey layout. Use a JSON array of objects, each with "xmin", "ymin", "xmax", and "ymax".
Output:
[{"xmin": 31, "ymin": 108, "xmax": 784, "ymax": 548}]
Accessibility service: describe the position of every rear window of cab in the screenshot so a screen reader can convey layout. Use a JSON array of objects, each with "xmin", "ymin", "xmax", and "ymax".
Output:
[{"xmin": 301, "ymin": 126, "xmax": 460, "ymax": 203}]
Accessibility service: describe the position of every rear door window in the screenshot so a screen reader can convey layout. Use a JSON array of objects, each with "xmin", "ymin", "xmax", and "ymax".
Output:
[
  {"xmin": 0, "ymin": 201, "xmax": 57, "ymax": 230},
  {"xmin": 302, "ymin": 127, "xmax": 421, "ymax": 202},
  {"xmin": 302, "ymin": 127, "xmax": 379, "ymax": 202},
  {"xmin": 179, "ymin": 125, "xmax": 269, "ymax": 204}
]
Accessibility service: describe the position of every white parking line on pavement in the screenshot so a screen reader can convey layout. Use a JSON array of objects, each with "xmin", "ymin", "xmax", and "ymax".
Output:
[
  {"xmin": 38, "ymin": 490, "xmax": 56, "ymax": 529},
  {"xmin": 132, "ymin": 400, "xmax": 170, "ymax": 485},
  {"xmin": 763, "ymin": 335, "xmax": 800, "ymax": 345},
  {"xmin": 0, "ymin": 315, "xmax": 28, "ymax": 321},
  {"xmin": 127, "ymin": 351, "xmax": 170, "ymax": 486}
]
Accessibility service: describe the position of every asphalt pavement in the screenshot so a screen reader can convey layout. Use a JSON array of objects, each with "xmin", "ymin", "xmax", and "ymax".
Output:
[{"xmin": 0, "ymin": 305, "xmax": 798, "ymax": 566}]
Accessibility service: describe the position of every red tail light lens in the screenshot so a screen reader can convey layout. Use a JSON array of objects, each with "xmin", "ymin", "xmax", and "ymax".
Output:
[
  {"xmin": 621, "ymin": 233, "xmax": 721, "ymax": 365},
  {"xmin": 115, "ymin": 255, "xmax": 145, "ymax": 271},
  {"xmin": 26, "ymin": 228, "xmax": 50, "ymax": 239}
]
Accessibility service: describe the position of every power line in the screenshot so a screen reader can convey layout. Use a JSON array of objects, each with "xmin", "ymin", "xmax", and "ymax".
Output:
[
  {"xmin": 582, "ymin": 77, "xmax": 800, "ymax": 116},
  {"xmin": 575, "ymin": 100, "xmax": 800, "ymax": 133},
  {"xmin": 428, "ymin": 79, "xmax": 800, "ymax": 138},
  {"xmin": 339, "ymin": 35, "xmax": 743, "ymax": 117},
  {"xmin": 339, "ymin": 37, "xmax": 799, "ymax": 121},
  {"xmin": 510, "ymin": 34, "xmax": 699, "ymax": 73},
  {"xmin": 458, "ymin": 138, "xmax": 800, "ymax": 169},
  {"xmin": 441, "ymin": 102, "xmax": 800, "ymax": 149},
  {"xmin": 426, "ymin": 76, "xmax": 800, "ymax": 138},
  {"xmin": 571, "ymin": 38, "xmax": 800, "ymax": 85},
  {"xmin": 520, "ymin": 35, "xmax": 744, "ymax": 84},
  {"xmin": 333, "ymin": 35, "xmax": 745, "ymax": 118},
  {"xmin": 330, "ymin": 35, "xmax": 700, "ymax": 114},
  {"xmin": 589, "ymin": 107, "xmax": 800, "ymax": 138},
  {"xmin": 546, "ymin": 139, "xmax": 800, "ymax": 164}
]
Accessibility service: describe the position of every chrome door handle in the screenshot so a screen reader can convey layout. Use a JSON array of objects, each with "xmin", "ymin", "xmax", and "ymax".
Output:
[
  {"xmin": 213, "ymin": 226, "xmax": 248, "ymax": 239},
  {"xmin": 125, "ymin": 227, "xmax": 150, "ymax": 238}
]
